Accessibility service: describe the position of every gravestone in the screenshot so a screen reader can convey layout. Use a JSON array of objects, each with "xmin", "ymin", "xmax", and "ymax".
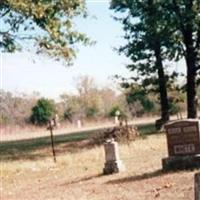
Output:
[
  {"xmin": 162, "ymin": 119, "xmax": 200, "ymax": 171},
  {"xmin": 195, "ymin": 173, "xmax": 200, "ymax": 200},
  {"xmin": 103, "ymin": 138, "xmax": 125, "ymax": 174},
  {"xmin": 114, "ymin": 110, "xmax": 120, "ymax": 125},
  {"xmin": 77, "ymin": 120, "xmax": 82, "ymax": 128}
]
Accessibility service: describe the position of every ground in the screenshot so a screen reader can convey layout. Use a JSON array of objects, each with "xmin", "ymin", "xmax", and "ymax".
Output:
[{"xmin": 1, "ymin": 132, "xmax": 199, "ymax": 200}]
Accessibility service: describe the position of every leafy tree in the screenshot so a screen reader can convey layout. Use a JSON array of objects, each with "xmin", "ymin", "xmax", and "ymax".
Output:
[
  {"xmin": 30, "ymin": 98, "xmax": 56, "ymax": 125},
  {"xmin": 0, "ymin": 90, "xmax": 38, "ymax": 125},
  {"xmin": 164, "ymin": 0, "xmax": 200, "ymax": 118},
  {"xmin": 86, "ymin": 106, "xmax": 99, "ymax": 118},
  {"xmin": 0, "ymin": 0, "xmax": 90, "ymax": 63},
  {"xmin": 126, "ymin": 85, "xmax": 155, "ymax": 114},
  {"xmin": 111, "ymin": 0, "xmax": 200, "ymax": 120},
  {"xmin": 111, "ymin": 0, "xmax": 173, "ymax": 125}
]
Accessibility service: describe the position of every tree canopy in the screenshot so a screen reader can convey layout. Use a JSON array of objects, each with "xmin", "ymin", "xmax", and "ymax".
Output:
[
  {"xmin": 111, "ymin": 0, "xmax": 200, "ymax": 119},
  {"xmin": 0, "ymin": 0, "xmax": 91, "ymax": 64}
]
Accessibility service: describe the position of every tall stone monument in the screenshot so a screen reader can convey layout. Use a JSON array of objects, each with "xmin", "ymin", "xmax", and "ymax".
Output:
[
  {"xmin": 162, "ymin": 119, "xmax": 200, "ymax": 171},
  {"xmin": 103, "ymin": 138, "xmax": 125, "ymax": 174}
]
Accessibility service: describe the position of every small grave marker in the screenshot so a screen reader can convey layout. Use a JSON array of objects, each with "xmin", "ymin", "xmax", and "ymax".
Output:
[
  {"xmin": 114, "ymin": 110, "xmax": 120, "ymax": 125},
  {"xmin": 77, "ymin": 120, "xmax": 82, "ymax": 128}
]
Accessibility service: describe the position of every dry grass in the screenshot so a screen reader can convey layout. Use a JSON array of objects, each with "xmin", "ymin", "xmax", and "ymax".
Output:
[
  {"xmin": 1, "ymin": 117, "xmax": 157, "ymax": 141},
  {"xmin": 1, "ymin": 134, "xmax": 199, "ymax": 200}
]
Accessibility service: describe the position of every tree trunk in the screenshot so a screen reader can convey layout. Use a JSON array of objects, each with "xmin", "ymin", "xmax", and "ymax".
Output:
[
  {"xmin": 185, "ymin": 45, "xmax": 197, "ymax": 118},
  {"xmin": 172, "ymin": 0, "xmax": 198, "ymax": 118},
  {"xmin": 154, "ymin": 44, "xmax": 170, "ymax": 122},
  {"xmin": 183, "ymin": 21, "xmax": 197, "ymax": 118}
]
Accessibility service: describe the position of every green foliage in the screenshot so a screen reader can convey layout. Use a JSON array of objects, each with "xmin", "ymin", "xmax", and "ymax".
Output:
[
  {"xmin": 111, "ymin": 0, "xmax": 172, "ymax": 121},
  {"xmin": 111, "ymin": 0, "xmax": 200, "ymax": 119},
  {"xmin": 86, "ymin": 106, "xmax": 99, "ymax": 118},
  {"xmin": 63, "ymin": 107, "xmax": 73, "ymax": 122},
  {"xmin": 126, "ymin": 86, "xmax": 155, "ymax": 113},
  {"xmin": 169, "ymin": 101, "xmax": 179, "ymax": 115},
  {"xmin": 30, "ymin": 98, "xmax": 56, "ymax": 125},
  {"xmin": 0, "ymin": 0, "xmax": 91, "ymax": 63},
  {"xmin": 108, "ymin": 106, "xmax": 123, "ymax": 117}
]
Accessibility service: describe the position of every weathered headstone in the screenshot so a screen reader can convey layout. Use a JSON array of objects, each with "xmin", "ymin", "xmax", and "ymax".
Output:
[
  {"xmin": 162, "ymin": 119, "xmax": 200, "ymax": 171},
  {"xmin": 195, "ymin": 173, "xmax": 200, "ymax": 200},
  {"xmin": 103, "ymin": 138, "xmax": 125, "ymax": 174}
]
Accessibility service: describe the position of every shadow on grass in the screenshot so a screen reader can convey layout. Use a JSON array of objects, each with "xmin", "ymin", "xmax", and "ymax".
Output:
[
  {"xmin": 60, "ymin": 173, "xmax": 103, "ymax": 186},
  {"xmin": 106, "ymin": 169, "xmax": 165, "ymax": 184},
  {"xmin": 137, "ymin": 123, "xmax": 160, "ymax": 136},
  {"xmin": 0, "ymin": 130, "xmax": 98, "ymax": 161},
  {"xmin": 1, "ymin": 122, "xmax": 158, "ymax": 162}
]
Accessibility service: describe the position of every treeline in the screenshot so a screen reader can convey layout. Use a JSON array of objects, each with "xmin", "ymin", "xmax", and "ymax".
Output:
[{"xmin": 1, "ymin": 76, "xmax": 199, "ymax": 126}]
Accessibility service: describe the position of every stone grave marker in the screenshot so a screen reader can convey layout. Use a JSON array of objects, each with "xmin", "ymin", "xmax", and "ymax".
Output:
[
  {"xmin": 195, "ymin": 173, "xmax": 200, "ymax": 200},
  {"xmin": 162, "ymin": 119, "xmax": 200, "ymax": 171},
  {"xmin": 103, "ymin": 138, "xmax": 125, "ymax": 174}
]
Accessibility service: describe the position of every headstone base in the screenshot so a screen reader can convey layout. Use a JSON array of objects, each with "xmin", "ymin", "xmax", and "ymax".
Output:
[
  {"xmin": 162, "ymin": 154, "xmax": 200, "ymax": 171},
  {"xmin": 103, "ymin": 160, "xmax": 125, "ymax": 174}
]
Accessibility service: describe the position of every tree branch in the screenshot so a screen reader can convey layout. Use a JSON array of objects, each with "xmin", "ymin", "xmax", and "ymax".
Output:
[
  {"xmin": 0, "ymin": 8, "xmax": 10, "ymax": 18},
  {"xmin": 172, "ymin": 0, "xmax": 187, "ymax": 36}
]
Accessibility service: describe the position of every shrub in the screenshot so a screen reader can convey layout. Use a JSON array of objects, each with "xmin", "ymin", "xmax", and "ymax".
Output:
[
  {"xmin": 86, "ymin": 106, "xmax": 99, "ymax": 118},
  {"xmin": 108, "ymin": 106, "xmax": 123, "ymax": 117},
  {"xmin": 63, "ymin": 107, "xmax": 73, "ymax": 123},
  {"xmin": 91, "ymin": 124, "xmax": 139, "ymax": 145},
  {"xmin": 30, "ymin": 98, "xmax": 56, "ymax": 125}
]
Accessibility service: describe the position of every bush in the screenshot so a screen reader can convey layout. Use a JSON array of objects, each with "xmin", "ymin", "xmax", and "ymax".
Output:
[
  {"xmin": 30, "ymin": 98, "xmax": 56, "ymax": 125},
  {"xmin": 86, "ymin": 107, "xmax": 99, "ymax": 118},
  {"xmin": 91, "ymin": 124, "xmax": 139, "ymax": 145},
  {"xmin": 108, "ymin": 106, "xmax": 123, "ymax": 117},
  {"xmin": 63, "ymin": 107, "xmax": 73, "ymax": 123}
]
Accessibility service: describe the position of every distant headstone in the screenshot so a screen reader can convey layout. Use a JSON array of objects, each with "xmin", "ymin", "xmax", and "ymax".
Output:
[
  {"xmin": 77, "ymin": 120, "xmax": 82, "ymax": 128},
  {"xmin": 162, "ymin": 119, "xmax": 200, "ymax": 171},
  {"xmin": 103, "ymin": 138, "xmax": 125, "ymax": 174},
  {"xmin": 115, "ymin": 116, "xmax": 119, "ymax": 125},
  {"xmin": 195, "ymin": 173, "xmax": 200, "ymax": 200},
  {"xmin": 114, "ymin": 110, "xmax": 120, "ymax": 125}
]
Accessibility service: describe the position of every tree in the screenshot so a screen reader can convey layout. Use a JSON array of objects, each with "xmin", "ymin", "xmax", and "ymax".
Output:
[
  {"xmin": 125, "ymin": 84, "xmax": 155, "ymax": 115},
  {"xmin": 0, "ymin": 90, "xmax": 38, "ymax": 125},
  {"xmin": 0, "ymin": 0, "xmax": 90, "ymax": 64},
  {"xmin": 30, "ymin": 98, "xmax": 56, "ymax": 125},
  {"xmin": 111, "ymin": 0, "xmax": 174, "ymax": 125},
  {"xmin": 165, "ymin": 0, "xmax": 200, "ymax": 118}
]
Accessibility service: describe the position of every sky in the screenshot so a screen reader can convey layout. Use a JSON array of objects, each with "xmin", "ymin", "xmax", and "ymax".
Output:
[
  {"xmin": 1, "ymin": 0, "xmax": 186, "ymax": 100},
  {"xmin": 1, "ymin": 0, "xmax": 132, "ymax": 99}
]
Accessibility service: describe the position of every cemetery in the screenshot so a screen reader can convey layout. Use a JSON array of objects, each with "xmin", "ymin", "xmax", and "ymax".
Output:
[
  {"xmin": 1, "ymin": 0, "xmax": 200, "ymax": 200},
  {"xmin": 1, "ymin": 117, "xmax": 200, "ymax": 199}
]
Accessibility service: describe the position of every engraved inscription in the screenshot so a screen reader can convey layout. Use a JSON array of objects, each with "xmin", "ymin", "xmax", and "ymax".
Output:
[
  {"xmin": 183, "ymin": 126, "xmax": 197, "ymax": 133},
  {"xmin": 174, "ymin": 144, "xmax": 195, "ymax": 154},
  {"xmin": 168, "ymin": 127, "xmax": 181, "ymax": 134}
]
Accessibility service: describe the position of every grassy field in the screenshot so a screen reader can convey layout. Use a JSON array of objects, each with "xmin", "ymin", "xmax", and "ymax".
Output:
[
  {"xmin": 1, "ymin": 123, "xmax": 198, "ymax": 200},
  {"xmin": 0, "ymin": 123, "xmax": 156, "ymax": 161}
]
